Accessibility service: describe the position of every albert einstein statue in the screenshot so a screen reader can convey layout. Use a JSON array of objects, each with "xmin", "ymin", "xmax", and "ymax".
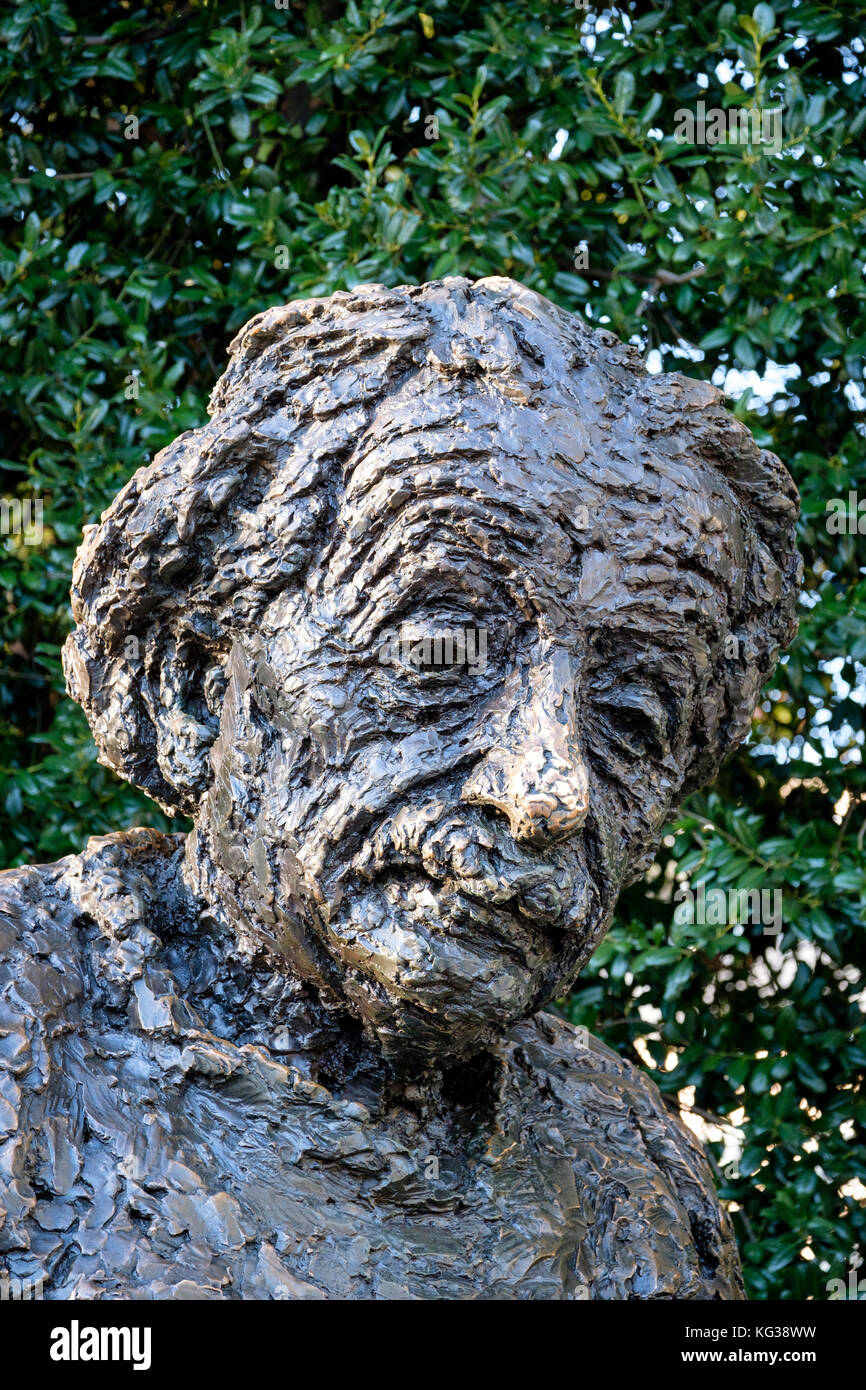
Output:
[{"xmin": 0, "ymin": 278, "xmax": 800, "ymax": 1300}]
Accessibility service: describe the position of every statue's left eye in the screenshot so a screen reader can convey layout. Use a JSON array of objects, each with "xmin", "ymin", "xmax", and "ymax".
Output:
[{"xmin": 595, "ymin": 685, "xmax": 670, "ymax": 759}]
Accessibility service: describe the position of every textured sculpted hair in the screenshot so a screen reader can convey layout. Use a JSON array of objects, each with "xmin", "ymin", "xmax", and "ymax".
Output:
[{"xmin": 63, "ymin": 276, "xmax": 801, "ymax": 818}]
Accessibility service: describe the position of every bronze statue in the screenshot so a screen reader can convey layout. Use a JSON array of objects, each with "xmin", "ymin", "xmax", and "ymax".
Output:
[{"xmin": 0, "ymin": 278, "xmax": 800, "ymax": 1299}]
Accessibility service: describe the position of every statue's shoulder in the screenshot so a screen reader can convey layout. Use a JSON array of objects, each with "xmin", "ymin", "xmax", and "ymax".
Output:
[
  {"xmin": 503, "ymin": 1008, "xmax": 682, "ymax": 1107},
  {"xmin": 0, "ymin": 829, "xmax": 186, "ymax": 1283},
  {"xmin": 0, "ymin": 826, "xmax": 186, "ymax": 1035},
  {"xmin": 500, "ymin": 1009, "xmax": 701, "ymax": 1156},
  {"xmin": 0, "ymin": 851, "xmax": 84, "ymax": 1026},
  {"xmin": 498, "ymin": 1011, "xmax": 745, "ymax": 1299}
]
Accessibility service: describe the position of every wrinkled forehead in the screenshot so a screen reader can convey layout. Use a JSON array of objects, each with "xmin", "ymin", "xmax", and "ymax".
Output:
[{"xmin": 306, "ymin": 373, "xmax": 745, "ymax": 651}]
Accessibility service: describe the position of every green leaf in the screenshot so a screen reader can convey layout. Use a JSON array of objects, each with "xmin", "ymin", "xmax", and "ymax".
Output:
[
  {"xmin": 229, "ymin": 107, "xmax": 251, "ymax": 142},
  {"xmin": 752, "ymin": 4, "xmax": 776, "ymax": 40},
  {"xmin": 733, "ymin": 333, "xmax": 758, "ymax": 368},
  {"xmin": 614, "ymin": 69, "xmax": 635, "ymax": 118}
]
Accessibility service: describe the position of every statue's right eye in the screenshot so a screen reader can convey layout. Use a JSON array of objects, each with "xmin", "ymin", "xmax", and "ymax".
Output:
[{"xmin": 377, "ymin": 621, "xmax": 472, "ymax": 680}]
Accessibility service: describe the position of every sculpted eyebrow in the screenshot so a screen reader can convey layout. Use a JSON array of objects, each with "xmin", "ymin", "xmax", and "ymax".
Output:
[
  {"xmin": 345, "ymin": 571, "xmax": 495, "ymax": 644},
  {"xmin": 591, "ymin": 652, "xmax": 692, "ymax": 706}
]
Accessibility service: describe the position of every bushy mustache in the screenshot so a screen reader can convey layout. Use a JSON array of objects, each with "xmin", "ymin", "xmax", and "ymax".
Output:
[{"xmin": 351, "ymin": 798, "xmax": 598, "ymax": 929}]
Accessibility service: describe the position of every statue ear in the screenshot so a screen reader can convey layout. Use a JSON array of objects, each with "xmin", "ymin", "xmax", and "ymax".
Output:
[
  {"xmin": 63, "ymin": 622, "xmax": 228, "ymax": 820},
  {"xmin": 142, "ymin": 632, "xmax": 226, "ymax": 817}
]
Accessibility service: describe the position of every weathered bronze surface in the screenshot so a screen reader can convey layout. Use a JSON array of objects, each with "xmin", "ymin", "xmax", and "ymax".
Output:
[{"xmin": 0, "ymin": 277, "xmax": 800, "ymax": 1299}]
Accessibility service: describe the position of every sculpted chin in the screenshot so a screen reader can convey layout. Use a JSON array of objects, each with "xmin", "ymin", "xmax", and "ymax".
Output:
[{"xmin": 0, "ymin": 277, "xmax": 800, "ymax": 1300}]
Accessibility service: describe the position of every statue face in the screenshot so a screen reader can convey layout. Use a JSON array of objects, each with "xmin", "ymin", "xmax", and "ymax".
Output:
[
  {"xmin": 62, "ymin": 282, "xmax": 799, "ymax": 1071},
  {"xmin": 198, "ymin": 383, "xmax": 734, "ymax": 1069}
]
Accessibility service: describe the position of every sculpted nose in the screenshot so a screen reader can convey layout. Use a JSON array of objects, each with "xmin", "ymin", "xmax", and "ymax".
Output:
[{"xmin": 460, "ymin": 645, "xmax": 589, "ymax": 846}]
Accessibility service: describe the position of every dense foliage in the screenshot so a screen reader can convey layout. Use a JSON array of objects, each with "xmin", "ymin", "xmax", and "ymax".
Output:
[{"xmin": 1, "ymin": 0, "xmax": 864, "ymax": 1300}]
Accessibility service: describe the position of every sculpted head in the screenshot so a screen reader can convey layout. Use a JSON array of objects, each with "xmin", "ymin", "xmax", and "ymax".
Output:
[{"xmin": 63, "ymin": 277, "xmax": 800, "ymax": 1070}]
